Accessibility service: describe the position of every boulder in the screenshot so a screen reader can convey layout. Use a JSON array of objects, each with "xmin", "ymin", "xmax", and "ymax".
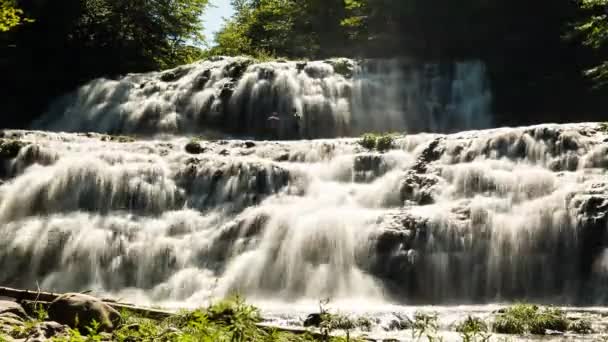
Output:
[
  {"xmin": 48, "ymin": 293, "xmax": 121, "ymax": 333},
  {"xmin": 185, "ymin": 141, "xmax": 206, "ymax": 154},
  {"xmin": 0, "ymin": 301, "xmax": 28, "ymax": 320},
  {"xmin": 303, "ymin": 313, "xmax": 322, "ymax": 327}
]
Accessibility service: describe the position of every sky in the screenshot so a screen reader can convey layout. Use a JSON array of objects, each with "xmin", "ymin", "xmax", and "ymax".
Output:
[{"xmin": 201, "ymin": 0, "xmax": 235, "ymax": 45}]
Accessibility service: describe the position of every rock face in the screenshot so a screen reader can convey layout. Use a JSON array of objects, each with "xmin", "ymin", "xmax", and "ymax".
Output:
[{"xmin": 48, "ymin": 293, "xmax": 121, "ymax": 333}]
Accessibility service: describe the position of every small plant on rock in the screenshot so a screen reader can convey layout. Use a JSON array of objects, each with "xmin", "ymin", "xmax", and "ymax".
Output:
[
  {"xmin": 455, "ymin": 316, "xmax": 490, "ymax": 342},
  {"xmin": 529, "ymin": 307, "xmax": 569, "ymax": 335},
  {"xmin": 412, "ymin": 311, "xmax": 442, "ymax": 341},
  {"xmin": 358, "ymin": 133, "xmax": 377, "ymax": 151},
  {"xmin": 376, "ymin": 134, "xmax": 395, "ymax": 152},
  {"xmin": 358, "ymin": 133, "xmax": 396, "ymax": 152}
]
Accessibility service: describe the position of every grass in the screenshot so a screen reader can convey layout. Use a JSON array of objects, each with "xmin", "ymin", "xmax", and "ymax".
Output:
[
  {"xmin": 357, "ymin": 133, "xmax": 396, "ymax": 152},
  {"xmin": 492, "ymin": 304, "xmax": 573, "ymax": 335}
]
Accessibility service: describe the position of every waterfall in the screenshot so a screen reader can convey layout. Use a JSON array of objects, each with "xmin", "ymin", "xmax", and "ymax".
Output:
[
  {"xmin": 34, "ymin": 57, "xmax": 492, "ymax": 137},
  {"xmin": 2, "ymin": 123, "xmax": 608, "ymax": 306}
]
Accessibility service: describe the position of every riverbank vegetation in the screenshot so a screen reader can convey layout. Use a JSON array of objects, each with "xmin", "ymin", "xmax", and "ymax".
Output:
[{"xmin": 0, "ymin": 298, "xmax": 599, "ymax": 342}]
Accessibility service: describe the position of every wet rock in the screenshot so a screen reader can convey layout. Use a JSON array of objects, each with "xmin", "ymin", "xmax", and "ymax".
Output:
[
  {"xmin": 353, "ymin": 154, "xmax": 388, "ymax": 182},
  {"xmin": 399, "ymin": 171, "xmax": 439, "ymax": 205},
  {"xmin": 243, "ymin": 141, "xmax": 256, "ymax": 148},
  {"xmin": 160, "ymin": 66, "xmax": 190, "ymax": 82},
  {"xmin": 303, "ymin": 313, "xmax": 322, "ymax": 327},
  {"xmin": 185, "ymin": 141, "xmax": 206, "ymax": 154},
  {"xmin": 26, "ymin": 321, "xmax": 70, "ymax": 341},
  {"xmin": 0, "ymin": 301, "xmax": 28, "ymax": 320},
  {"xmin": 0, "ymin": 139, "xmax": 26, "ymax": 160},
  {"xmin": 48, "ymin": 293, "xmax": 121, "ymax": 333},
  {"xmin": 413, "ymin": 138, "xmax": 445, "ymax": 173},
  {"xmin": 274, "ymin": 153, "xmax": 289, "ymax": 162},
  {"xmin": 219, "ymin": 149, "xmax": 230, "ymax": 156}
]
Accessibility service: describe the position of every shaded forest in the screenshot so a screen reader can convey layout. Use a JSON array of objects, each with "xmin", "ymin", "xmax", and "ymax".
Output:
[{"xmin": 1, "ymin": 0, "xmax": 607, "ymax": 129}]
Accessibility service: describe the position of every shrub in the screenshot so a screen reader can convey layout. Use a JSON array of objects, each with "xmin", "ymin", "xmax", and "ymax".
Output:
[
  {"xmin": 493, "ymin": 304, "xmax": 569, "ymax": 335},
  {"xmin": 358, "ymin": 133, "xmax": 377, "ymax": 150},
  {"xmin": 358, "ymin": 133, "xmax": 396, "ymax": 152},
  {"xmin": 376, "ymin": 134, "xmax": 395, "ymax": 152},
  {"xmin": 529, "ymin": 307, "xmax": 569, "ymax": 335}
]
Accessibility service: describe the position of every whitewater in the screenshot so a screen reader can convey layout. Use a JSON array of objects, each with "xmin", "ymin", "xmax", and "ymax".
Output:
[{"xmin": 3, "ymin": 57, "xmax": 608, "ymax": 339}]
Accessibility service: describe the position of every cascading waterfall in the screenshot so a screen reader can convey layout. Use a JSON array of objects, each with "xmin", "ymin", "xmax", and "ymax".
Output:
[
  {"xmin": 34, "ymin": 57, "xmax": 492, "ymax": 137},
  {"xmin": 2, "ymin": 123, "xmax": 608, "ymax": 308}
]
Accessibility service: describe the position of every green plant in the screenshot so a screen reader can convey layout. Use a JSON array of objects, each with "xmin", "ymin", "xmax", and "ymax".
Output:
[
  {"xmin": 357, "ymin": 133, "xmax": 396, "ymax": 152},
  {"xmin": 34, "ymin": 303, "xmax": 48, "ymax": 321},
  {"xmin": 358, "ymin": 133, "xmax": 377, "ymax": 150},
  {"xmin": 568, "ymin": 318, "xmax": 593, "ymax": 334},
  {"xmin": 412, "ymin": 311, "xmax": 443, "ymax": 342},
  {"xmin": 455, "ymin": 316, "xmax": 490, "ymax": 342},
  {"xmin": 528, "ymin": 307, "xmax": 568, "ymax": 335},
  {"xmin": 376, "ymin": 134, "xmax": 395, "ymax": 152},
  {"xmin": 492, "ymin": 304, "xmax": 569, "ymax": 336}
]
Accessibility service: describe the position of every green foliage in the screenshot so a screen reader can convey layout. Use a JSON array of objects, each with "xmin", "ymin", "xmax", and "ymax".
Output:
[
  {"xmin": 492, "ymin": 304, "xmax": 570, "ymax": 336},
  {"xmin": 412, "ymin": 311, "xmax": 443, "ymax": 341},
  {"xmin": 528, "ymin": 307, "xmax": 568, "ymax": 335},
  {"xmin": 357, "ymin": 133, "xmax": 396, "ymax": 152},
  {"xmin": 358, "ymin": 133, "xmax": 377, "ymax": 150},
  {"xmin": 455, "ymin": 316, "xmax": 490, "ymax": 342},
  {"xmin": 0, "ymin": 0, "xmax": 32, "ymax": 32},
  {"xmin": 211, "ymin": 0, "xmax": 349, "ymax": 59},
  {"xmin": 573, "ymin": 0, "xmax": 608, "ymax": 86}
]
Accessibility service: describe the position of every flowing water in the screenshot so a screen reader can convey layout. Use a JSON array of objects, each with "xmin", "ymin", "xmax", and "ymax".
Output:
[
  {"xmin": 34, "ymin": 57, "xmax": 492, "ymax": 137},
  {"xmin": 3, "ymin": 58, "xmax": 608, "ymax": 340}
]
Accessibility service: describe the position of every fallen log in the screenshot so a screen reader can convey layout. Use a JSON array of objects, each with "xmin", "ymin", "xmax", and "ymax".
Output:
[{"xmin": 0, "ymin": 286, "xmax": 172, "ymax": 320}]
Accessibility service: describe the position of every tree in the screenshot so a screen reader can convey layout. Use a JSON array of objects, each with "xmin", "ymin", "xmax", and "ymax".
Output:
[
  {"xmin": 1, "ymin": 0, "xmax": 210, "ymax": 128},
  {"xmin": 0, "ymin": 0, "xmax": 31, "ymax": 32},
  {"xmin": 573, "ymin": 0, "xmax": 608, "ymax": 86},
  {"xmin": 211, "ymin": 0, "xmax": 349, "ymax": 59}
]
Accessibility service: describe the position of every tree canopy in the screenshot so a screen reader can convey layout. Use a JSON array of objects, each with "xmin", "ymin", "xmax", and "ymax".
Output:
[
  {"xmin": 1, "ymin": 0, "xmax": 209, "ymax": 127},
  {"xmin": 572, "ymin": 0, "xmax": 608, "ymax": 86},
  {"xmin": 0, "ymin": 0, "xmax": 31, "ymax": 32}
]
